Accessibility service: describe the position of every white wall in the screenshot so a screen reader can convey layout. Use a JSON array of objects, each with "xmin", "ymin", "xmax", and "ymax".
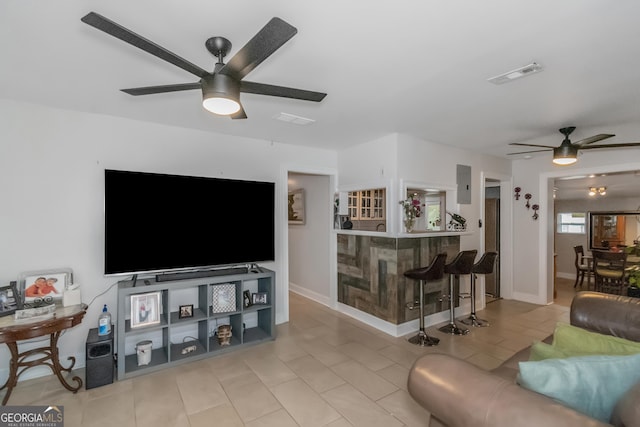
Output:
[
  {"xmin": 0, "ymin": 99, "xmax": 337, "ymax": 383},
  {"xmin": 396, "ymin": 133, "xmax": 512, "ymax": 252},
  {"xmin": 288, "ymin": 173, "xmax": 332, "ymax": 305}
]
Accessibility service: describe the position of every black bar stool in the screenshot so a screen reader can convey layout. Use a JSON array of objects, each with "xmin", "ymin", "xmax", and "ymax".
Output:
[
  {"xmin": 460, "ymin": 251, "xmax": 498, "ymax": 327},
  {"xmin": 439, "ymin": 250, "xmax": 477, "ymax": 335},
  {"xmin": 403, "ymin": 253, "xmax": 448, "ymax": 346}
]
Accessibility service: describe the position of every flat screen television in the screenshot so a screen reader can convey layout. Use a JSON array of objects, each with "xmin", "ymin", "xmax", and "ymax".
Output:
[{"xmin": 104, "ymin": 169, "xmax": 275, "ymax": 276}]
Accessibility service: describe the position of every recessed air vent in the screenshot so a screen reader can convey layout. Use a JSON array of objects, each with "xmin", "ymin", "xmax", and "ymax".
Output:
[
  {"xmin": 273, "ymin": 112, "xmax": 315, "ymax": 125},
  {"xmin": 488, "ymin": 62, "xmax": 543, "ymax": 85}
]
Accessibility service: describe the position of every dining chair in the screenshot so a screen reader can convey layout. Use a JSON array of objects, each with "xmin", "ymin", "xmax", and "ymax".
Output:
[
  {"xmin": 573, "ymin": 245, "xmax": 593, "ymax": 289},
  {"xmin": 592, "ymin": 249, "xmax": 628, "ymax": 295}
]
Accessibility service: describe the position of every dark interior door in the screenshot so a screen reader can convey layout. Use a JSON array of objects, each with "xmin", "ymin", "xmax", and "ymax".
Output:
[{"xmin": 485, "ymin": 197, "xmax": 500, "ymax": 297}]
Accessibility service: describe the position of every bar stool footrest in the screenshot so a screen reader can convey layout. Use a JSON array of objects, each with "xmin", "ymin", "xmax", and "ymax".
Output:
[
  {"xmin": 408, "ymin": 331, "xmax": 440, "ymax": 347},
  {"xmin": 438, "ymin": 322, "xmax": 469, "ymax": 335}
]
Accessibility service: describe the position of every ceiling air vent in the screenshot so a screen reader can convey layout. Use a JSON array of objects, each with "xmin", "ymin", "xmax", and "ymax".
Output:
[
  {"xmin": 273, "ymin": 112, "xmax": 315, "ymax": 126},
  {"xmin": 488, "ymin": 62, "xmax": 543, "ymax": 85}
]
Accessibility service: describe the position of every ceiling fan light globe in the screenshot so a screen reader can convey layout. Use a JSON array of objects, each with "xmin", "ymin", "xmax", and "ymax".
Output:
[
  {"xmin": 553, "ymin": 157, "xmax": 577, "ymax": 165},
  {"xmin": 202, "ymin": 97, "xmax": 240, "ymax": 115}
]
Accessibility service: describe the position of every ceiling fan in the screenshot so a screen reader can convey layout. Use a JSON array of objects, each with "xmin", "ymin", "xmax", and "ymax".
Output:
[
  {"xmin": 508, "ymin": 126, "xmax": 640, "ymax": 165},
  {"xmin": 80, "ymin": 12, "xmax": 327, "ymax": 119}
]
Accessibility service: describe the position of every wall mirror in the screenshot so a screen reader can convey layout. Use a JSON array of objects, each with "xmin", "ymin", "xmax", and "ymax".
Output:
[
  {"xmin": 588, "ymin": 211, "xmax": 640, "ymax": 250},
  {"xmin": 405, "ymin": 188, "xmax": 447, "ymax": 232}
]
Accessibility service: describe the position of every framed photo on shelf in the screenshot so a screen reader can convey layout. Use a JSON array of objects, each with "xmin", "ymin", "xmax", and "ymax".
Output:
[
  {"xmin": 252, "ymin": 292, "xmax": 268, "ymax": 305},
  {"xmin": 19, "ymin": 268, "xmax": 72, "ymax": 308},
  {"xmin": 178, "ymin": 304, "xmax": 193, "ymax": 319},
  {"xmin": 211, "ymin": 284, "xmax": 236, "ymax": 313},
  {"xmin": 243, "ymin": 290, "xmax": 252, "ymax": 308},
  {"xmin": 130, "ymin": 291, "xmax": 161, "ymax": 328},
  {"xmin": 288, "ymin": 188, "xmax": 305, "ymax": 224},
  {"xmin": 0, "ymin": 281, "xmax": 22, "ymax": 317}
]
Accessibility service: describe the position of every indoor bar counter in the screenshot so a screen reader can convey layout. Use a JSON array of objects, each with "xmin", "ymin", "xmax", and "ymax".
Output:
[{"xmin": 337, "ymin": 230, "xmax": 468, "ymax": 326}]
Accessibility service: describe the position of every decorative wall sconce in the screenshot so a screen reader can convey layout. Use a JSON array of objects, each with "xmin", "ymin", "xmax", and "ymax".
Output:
[
  {"xmin": 532, "ymin": 204, "xmax": 539, "ymax": 220},
  {"xmin": 525, "ymin": 193, "xmax": 532, "ymax": 209},
  {"xmin": 514, "ymin": 187, "xmax": 521, "ymax": 200},
  {"xmin": 588, "ymin": 187, "xmax": 607, "ymax": 196}
]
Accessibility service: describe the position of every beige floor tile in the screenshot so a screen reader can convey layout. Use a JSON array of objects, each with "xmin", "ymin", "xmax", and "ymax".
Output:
[
  {"xmin": 270, "ymin": 378, "xmax": 341, "ymax": 427},
  {"xmin": 324, "ymin": 418, "xmax": 355, "ymax": 427},
  {"xmin": 244, "ymin": 408, "xmax": 299, "ymax": 427},
  {"xmin": 243, "ymin": 354, "xmax": 298, "ymax": 387},
  {"xmin": 175, "ymin": 366, "xmax": 229, "ymax": 415},
  {"xmin": 337, "ymin": 342, "xmax": 395, "ymax": 371},
  {"xmin": 225, "ymin": 380, "xmax": 282, "ymax": 422},
  {"xmin": 376, "ymin": 363, "xmax": 410, "ymax": 391},
  {"xmin": 330, "ymin": 359, "xmax": 398, "ymax": 401},
  {"xmin": 188, "ymin": 402, "xmax": 244, "ymax": 427},
  {"xmin": 80, "ymin": 391, "xmax": 136, "ymax": 427},
  {"xmin": 285, "ymin": 355, "xmax": 346, "ymax": 393},
  {"xmin": 321, "ymin": 383, "xmax": 404, "ymax": 427},
  {"xmin": 376, "ymin": 388, "xmax": 432, "ymax": 427}
]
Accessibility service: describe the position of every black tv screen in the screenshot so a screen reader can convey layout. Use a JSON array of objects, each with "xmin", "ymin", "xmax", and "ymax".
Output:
[{"xmin": 104, "ymin": 169, "xmax": 275, "ymax": 276}]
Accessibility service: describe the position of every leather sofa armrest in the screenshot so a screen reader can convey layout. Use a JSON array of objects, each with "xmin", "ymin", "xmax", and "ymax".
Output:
[
  {"xmin": 610, "ymin": 381, "xmax": 640, "ymax": 427},
  {"xmin": 407, "ymin": 353, "xmax": 609, "ymax": 427}
]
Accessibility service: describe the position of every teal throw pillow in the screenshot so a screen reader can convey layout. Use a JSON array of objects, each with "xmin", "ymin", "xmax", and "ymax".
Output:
[{"xmin": 517, "ymin": 353, "xmax": 640, "ymax": 422}]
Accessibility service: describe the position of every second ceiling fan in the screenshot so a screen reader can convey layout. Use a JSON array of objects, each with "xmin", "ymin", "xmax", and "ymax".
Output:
[
  {"xmin": 508, "ymin": 126, "xmax": 640, "ymax": 165},
  {"xmin": 81, "ymin": 12, "xmax": 327, "ymax": 119}
]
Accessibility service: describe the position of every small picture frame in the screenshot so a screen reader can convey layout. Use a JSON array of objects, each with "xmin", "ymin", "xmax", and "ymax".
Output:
[
  {"xmin": 288, "ymin": 188, "xmax": 305, "ymax": 224},
  {"xmin": 243, "ymin": 290, "xmax": 252, "ymax": 308},
  {"xmin": 179, "ymin": 304, "xmax": 193, "ymax": 319},
  {"xmin": 130, "ymin": 291, "xmax": 161, "ymax": 328},
  {"xmin": 0, "ymin": 281, "xmax": 22, "ymax": 317},
  {"xmin": 252, "ymin": 292, "xmax": 268, "ymax": 305},
  {"xmin": 19, "ymin": 268, "xmax": 72, "ymax": 308}
]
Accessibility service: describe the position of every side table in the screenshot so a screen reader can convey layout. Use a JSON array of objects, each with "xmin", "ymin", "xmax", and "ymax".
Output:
[{"xmin": 0, "ymin": 303, "xmax": 88, "ymax": 405}]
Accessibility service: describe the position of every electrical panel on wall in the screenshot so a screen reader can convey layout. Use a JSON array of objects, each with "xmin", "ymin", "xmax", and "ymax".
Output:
[{"xmin": 456, "ymin": 164, "xmax": 471, "ymax": 204}]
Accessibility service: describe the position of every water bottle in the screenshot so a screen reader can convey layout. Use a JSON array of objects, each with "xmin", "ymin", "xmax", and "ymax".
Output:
[{"xmin": 98, "ymin": 304, "xmax": 112, "ymax": 336}]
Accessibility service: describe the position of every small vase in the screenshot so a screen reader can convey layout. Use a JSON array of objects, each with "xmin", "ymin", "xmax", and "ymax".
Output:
[{"xmin": 404, "ymin": 218, "xmax": 415, "ymax": 233}]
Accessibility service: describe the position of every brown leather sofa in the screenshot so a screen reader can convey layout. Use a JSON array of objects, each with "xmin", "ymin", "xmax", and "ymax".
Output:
[{"xmin": 407, "ymin": 291, "xmax": 640, "ymax": 427}]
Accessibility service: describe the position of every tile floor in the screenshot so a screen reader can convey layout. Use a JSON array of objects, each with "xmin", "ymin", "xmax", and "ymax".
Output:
[{"xmin": 1, "ymin": 278, "xmax": 580, "ymax": 426}]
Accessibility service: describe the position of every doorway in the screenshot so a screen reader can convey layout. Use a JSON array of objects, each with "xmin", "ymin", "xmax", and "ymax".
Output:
[
  {"xmin": 286, "ymin": 170, "xmax": 337, "ymax": 316},
  {"xmin": 484, "ymin": 178, "xmax": 501, "ymax": 303}
]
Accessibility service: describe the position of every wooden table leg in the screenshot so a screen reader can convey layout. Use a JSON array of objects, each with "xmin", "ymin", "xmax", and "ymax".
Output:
[
  {"xmin": 1, "ymin": 333, "xmax": 82, "ymax": 406},
  {"xmin": 0, "ymin": 342, "xmax": 20, "ymax": 405},
  {"xmin": 49, "ymin": 331, "xmax": 83, "ymax": 392}
]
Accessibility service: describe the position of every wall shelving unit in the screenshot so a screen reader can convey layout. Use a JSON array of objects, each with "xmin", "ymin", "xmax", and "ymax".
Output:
[{"xmin": 115, "ymin": 268, "xmax": 275, "ymax": 380}]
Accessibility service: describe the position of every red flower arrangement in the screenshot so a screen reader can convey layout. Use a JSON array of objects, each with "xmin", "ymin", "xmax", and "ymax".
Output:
[
  {"xmin": 525, "ymin": 193, "xmax": 532, "ymax": 209},
  {"xmin": 514, "ymin": 187, "xmax": 521, "ymax": 200}
]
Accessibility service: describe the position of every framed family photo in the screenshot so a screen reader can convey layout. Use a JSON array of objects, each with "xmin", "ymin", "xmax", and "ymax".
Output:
[
  {"xmin": 179, "ymin": 304, "xmax": 194, "ymax": 319},
  {"xmin": 0, "ymin": 281, "xmax": 22, "ymax": 317},
  {"xmin": 19, "ymin": 268, "xmax": 72, "ymax": 307},
  {"xmin": 252, "ymin": 292, "xmax": 268, "ymax": 305},
  {"xmin": 130, "ymin": 291, "xmax": 161, "ymax": 328}
]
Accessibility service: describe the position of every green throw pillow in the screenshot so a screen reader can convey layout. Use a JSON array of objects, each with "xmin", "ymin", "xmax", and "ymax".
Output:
[
  {"xmin": 518, "ymin": 353, "xmax": 640, "ymax": 422},
  {"xmin": 552, "ymin": 322, "xmax": 640, "ymax": 356},
  {"xmin": 529, "ymin": 341, "xmax": 569, "ymax": 361}
]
